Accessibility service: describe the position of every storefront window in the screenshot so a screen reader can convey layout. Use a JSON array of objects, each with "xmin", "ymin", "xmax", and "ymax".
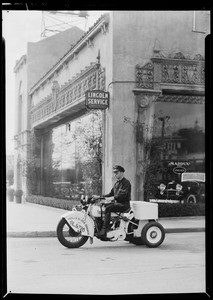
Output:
[
  {"xmin": 42, "ymin": 111, "xmax": 103, "ymax": 199},
  {"xmin": 150, "ymin": 101, "xmax": 205, "ymax": 183}
]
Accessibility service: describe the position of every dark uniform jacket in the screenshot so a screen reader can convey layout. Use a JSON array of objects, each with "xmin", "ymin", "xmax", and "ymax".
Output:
[{"xmin": 104, "ymin": 177, "xmax": 131, "ymax": 206}]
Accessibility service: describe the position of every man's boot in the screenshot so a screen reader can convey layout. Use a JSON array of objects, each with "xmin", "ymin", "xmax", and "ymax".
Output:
[
  {"xmin": 99, "ymin": 213, "xmax": 110, "ymax": 236},
  {"xmin": 99, "ymin": 226, "xmax": 107, "ymax": 237}
]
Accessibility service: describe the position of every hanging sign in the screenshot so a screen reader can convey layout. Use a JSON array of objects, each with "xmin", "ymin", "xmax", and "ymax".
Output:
[
  {"xmin": 85, "ymin": 90, "xmax": 110, "ymax": 109},
  {"xmin": 181, "ymin": 172, "xmax": 205, "ymax": 182},
  {"xmin": 173, "ymin": 166, "xmax": 186, "ymax": 174},
  {"xmin": 168, "ymin": 161, "xmax": 190, "ymax": 167}
]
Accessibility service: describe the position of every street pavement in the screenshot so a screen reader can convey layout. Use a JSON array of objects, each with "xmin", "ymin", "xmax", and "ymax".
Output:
[
  {"xmin": 6, "ymin": 233, "xmax": 205, "ymax": 294},
  {"xmin": 6, "ymin": 200, "xmax": 205, "ymax": 238}
]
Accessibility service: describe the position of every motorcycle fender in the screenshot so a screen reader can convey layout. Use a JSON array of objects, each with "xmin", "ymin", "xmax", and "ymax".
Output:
[{"xmin": 61, "ymin": 211, "xmax": 94, "ymax": 237}]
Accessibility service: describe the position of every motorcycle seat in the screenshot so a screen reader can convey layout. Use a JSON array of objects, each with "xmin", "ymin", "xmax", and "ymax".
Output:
[
  {"xmin": 118, "ymin": 207, "xmax": 131, "ymax": 214},
  {"xmin": 110, "ymin": 208, "xmax": 131, "ymax": 218}
]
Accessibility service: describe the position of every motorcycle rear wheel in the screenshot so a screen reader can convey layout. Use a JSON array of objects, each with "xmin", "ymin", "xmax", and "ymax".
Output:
[
  {"xmin": 56, "ymin": 218, "xmax": 89, "ymax": 248},
  {"xmin": 141, "ymin": 221, "xmax": 165, "ymax": 248}
]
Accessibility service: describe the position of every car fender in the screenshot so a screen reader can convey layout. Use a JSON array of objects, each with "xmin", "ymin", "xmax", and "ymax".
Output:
[{"xmin": 61, "ymin": 210, "xmax": 94, "ymax": 237}]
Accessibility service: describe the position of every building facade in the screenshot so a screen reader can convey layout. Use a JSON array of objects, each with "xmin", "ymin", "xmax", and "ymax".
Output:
[{"xmin": 13, "ymin": 11, "xmax": 209, "ymax": 203}]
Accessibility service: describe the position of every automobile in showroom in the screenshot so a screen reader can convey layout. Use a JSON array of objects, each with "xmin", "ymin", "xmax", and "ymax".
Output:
[{"xmin": 148, "ymin": 172, "xmax": 205, "ymax": 204}]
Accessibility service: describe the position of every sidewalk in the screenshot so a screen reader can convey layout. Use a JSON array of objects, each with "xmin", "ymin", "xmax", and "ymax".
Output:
[{"xmin": 6, "ymin": 201, "xmax": 205, "ymax": 238}]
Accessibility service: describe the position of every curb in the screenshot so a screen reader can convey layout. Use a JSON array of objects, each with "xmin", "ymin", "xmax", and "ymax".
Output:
[
  {"xmin": 165, "ymin": 227, "xmax": 205, "ymax": 233},
  {"xmin": 7, "ymin": 227, "xmax": 205, "ymax": 238},
  {"xmin": 7, "ymin": 231, "xmax": 57, "ymax": 238}
]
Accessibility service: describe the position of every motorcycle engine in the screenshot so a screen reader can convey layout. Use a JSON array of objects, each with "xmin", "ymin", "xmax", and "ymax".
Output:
[{"xmin": 107, "ymin": 228, "xmax": 126, "ymax": 240}]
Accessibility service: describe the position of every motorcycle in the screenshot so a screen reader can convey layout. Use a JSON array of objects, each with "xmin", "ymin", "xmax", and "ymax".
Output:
[{"xmin": 56, "ymin": 195, "xmax": 165, "ymax": 248}]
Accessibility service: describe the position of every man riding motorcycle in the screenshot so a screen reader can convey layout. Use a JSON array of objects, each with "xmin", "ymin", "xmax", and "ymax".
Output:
[
  {"xmin": 98, "ymin": 165, "xmax": 131, "ymax": 237},
  {"xmin": 57, "ymin": 164, "xmax": 165, "ymax": 248}
]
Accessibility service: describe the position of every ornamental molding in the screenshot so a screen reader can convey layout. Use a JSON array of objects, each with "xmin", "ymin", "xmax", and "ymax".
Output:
[
  {"xmin": 133, "ymin": 89, "xmax": 161, "ymax": 109},
  {"xmin": 31, "ymin": 62, "xmax": 106, "ymax": 127},
  {"xmin": 135, "ymin": 52, "xmax": 205, "ymax": 90},
  {"xmin": 136, "ymin": 94, "xmax": 156, "ymax": 108},
  {"xmin": 156, "ymin": 94, "xmax": 204, "ymax": 104},
  {"xmin": 154, "ymin": 51, "xmax": 205, "ymax": 61},
  {"xmin": 86, "ymin": 38, "xmax": 94, "ymax": 48},
  {"xmin": 161, "ymin": 61, "xmax": 204, "ymax": 85},
  {"xmin": 135, "ymin": 62, "xmax": 154, "ymax": 89}
]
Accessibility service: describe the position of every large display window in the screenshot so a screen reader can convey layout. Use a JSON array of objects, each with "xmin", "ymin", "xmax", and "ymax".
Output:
[
  {"xmin": 145, "ymin": 100, "xmax": 205, "ymax": 201},
  {"xmin": 42, "ymin": 111, "xmax": 103, "ymax": 199},
  {"xmin": 152, "ymin": 101, "xmax": 205, "ymax": 173}
]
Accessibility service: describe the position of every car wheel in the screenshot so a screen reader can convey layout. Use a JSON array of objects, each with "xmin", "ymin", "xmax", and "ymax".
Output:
[{"xmin": 186, "ymin": 194, "xmax": 197, "ymax": 204}]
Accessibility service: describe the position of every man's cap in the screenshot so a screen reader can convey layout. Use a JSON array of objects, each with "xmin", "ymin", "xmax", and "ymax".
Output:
[{"xmin": 113, "ymin": 165, "xmax": 125, "ymax": 172}]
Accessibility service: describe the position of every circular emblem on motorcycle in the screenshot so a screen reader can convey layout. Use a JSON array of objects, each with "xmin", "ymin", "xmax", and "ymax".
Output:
[{"xmin": 173, "ymin": 166, "xmax": 186, "ymax": 174}]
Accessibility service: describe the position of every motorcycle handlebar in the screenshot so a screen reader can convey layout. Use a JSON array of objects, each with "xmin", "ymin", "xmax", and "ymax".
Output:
[
  {"xmin": 91, "ymin": 196, "xmax": 109, "ymax": 204},
  {"xmin": 81, "ymin": 195, "xmax": 116, "ymax": 205}
]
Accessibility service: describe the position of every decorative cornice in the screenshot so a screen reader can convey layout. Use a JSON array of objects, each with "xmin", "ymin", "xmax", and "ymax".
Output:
[
  {"xmin": 152, "ymin": 52, "xmax": 205, "ymax": 62},
  {"xmin": 135, "ymin": 62, "xmax": 154, "ymax": 89},
  {"xmin": 133, "ymin": 89, "xmax": 161, "ymax": 109},
  {"xmin": 30, "ymin": 13, "xmax": 109, "ymax": 95},
  {"xmin": 31, "ymin": 63, "xmax": 106, "ymax": 127},
  {"xmin": 135, "ymin": 52, "xmax": 205, "ymax": 90},
  {"xmin": 156, "ymin": 94, "xmax": 204, "ymax": 104}
]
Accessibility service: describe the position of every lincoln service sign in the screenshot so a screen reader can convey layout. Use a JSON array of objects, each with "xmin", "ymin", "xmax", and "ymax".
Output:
[{"xmin": 85, "ymin": 90, "xmax": 110, "ymax": 109}]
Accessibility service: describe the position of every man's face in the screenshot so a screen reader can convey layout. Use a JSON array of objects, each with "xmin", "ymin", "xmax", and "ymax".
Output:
[{"xmin": 113, "ymin": 170, "xmax": 123, "ymax": 180}]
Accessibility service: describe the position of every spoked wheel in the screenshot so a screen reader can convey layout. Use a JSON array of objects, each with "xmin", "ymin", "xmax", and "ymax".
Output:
[
  {"xmin": 141, "ymin": 221, "xmax": 165, "ymax": 248},
  {"xmin": 56, "ymin": 218, "xmax": 88, "ymax": 248}
]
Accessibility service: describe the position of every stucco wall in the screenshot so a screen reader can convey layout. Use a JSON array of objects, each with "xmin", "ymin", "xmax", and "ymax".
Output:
[
  {"xmin": 110, "ymin": 11, "xmax": 209, "ymax": 200},
  {"xmin": 23, "ymin": 11, "xmax": 209, "ymax": 200},
  {"xmin": 113, "ymin": 11, "xmax": 209, "ymax": 73}
]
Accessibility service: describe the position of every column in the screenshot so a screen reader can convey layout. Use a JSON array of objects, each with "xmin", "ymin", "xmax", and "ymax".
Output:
[{"xmin": 133, "ymin": 89, "xmax": 161, "ymax": 201}]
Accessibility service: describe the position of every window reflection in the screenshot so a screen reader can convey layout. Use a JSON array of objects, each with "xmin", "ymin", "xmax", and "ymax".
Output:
[
  {"xmin": 144, "ymin": 101, "xmax": 205, "ymax": 201},
  {"xmin": 147, "ymin": 101, "xmax": 205, "ymax": 188},
  {"xmin": 42, "ymin": 111, "xmax": 103, "ymax": 200}
]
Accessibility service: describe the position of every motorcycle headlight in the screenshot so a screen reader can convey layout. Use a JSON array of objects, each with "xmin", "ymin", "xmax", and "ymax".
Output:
[{"xmin": 81, "ymin": 195, "xmax": 91, "ymax": 205}]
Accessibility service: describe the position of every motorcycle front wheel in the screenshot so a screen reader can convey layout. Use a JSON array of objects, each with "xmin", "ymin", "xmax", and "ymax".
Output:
[{"xmin": 56, "ymin": 218, "xmax": 89, "ymax": 248}]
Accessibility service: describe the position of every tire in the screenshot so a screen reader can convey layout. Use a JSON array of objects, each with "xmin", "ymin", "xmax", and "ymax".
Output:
[
  {"xmin": 141, "ymin": 221, "xmax": 165, "ymax": 248},
  {"xmin": 56, "ymin": 218, "xmax": 89, "ymax": 248},
  {"xmin": 186, "ymin": 194, "xmax": 197, "ymax": 204}
]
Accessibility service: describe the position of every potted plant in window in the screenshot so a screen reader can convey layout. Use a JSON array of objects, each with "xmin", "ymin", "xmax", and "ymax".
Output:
[
  {"xmin": 14, "ymin": 189, "xmax": 23, "ymax": 203},
  {"xmin": 7, "ymin": 187, "xmax": 15, "ymax": 202}
]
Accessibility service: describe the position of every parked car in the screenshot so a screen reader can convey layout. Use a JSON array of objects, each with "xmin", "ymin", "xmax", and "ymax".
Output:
[
  {"xmin": 181, "ymin": 172, "xmax": 205, "ymax": 203},
  {"xmin": 148, "ymin": 181, "xmax": 185, "ymax": 203},
  {"xmin": 181, "ymin": 181, "xmax": 205, "ymax": 203},
  {"xmin": 148, "ymin": 173, "xmax": 205, "ymax": 204}
]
